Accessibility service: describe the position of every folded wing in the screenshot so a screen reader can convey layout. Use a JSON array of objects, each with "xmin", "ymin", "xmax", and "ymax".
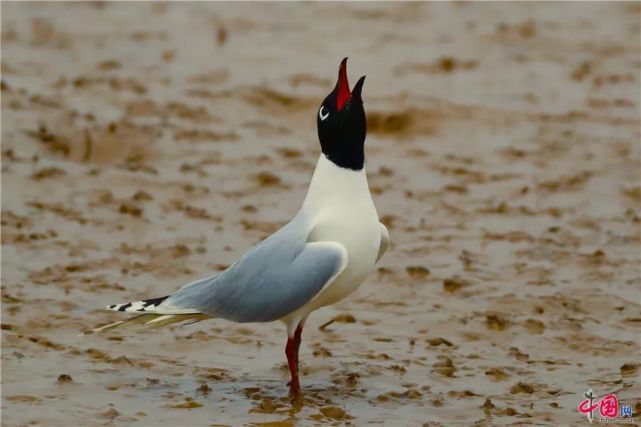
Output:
[
  {"xmin": 377, "ymin": 222, "xmax": 389, "ymax": 263},
  {"xmin": 161, "ymin": 238, "xmax": 348, "ymax": 323}
]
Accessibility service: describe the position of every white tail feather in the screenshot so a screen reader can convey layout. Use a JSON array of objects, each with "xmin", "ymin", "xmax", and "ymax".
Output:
[{"xmin": 81, "ymin": 311, "xmax": 209, "ymax": 336}]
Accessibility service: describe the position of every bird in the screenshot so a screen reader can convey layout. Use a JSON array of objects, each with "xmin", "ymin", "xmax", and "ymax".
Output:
[{"xmin": 89, "ymin": 58, "xmax": 390, "ymax": 396}]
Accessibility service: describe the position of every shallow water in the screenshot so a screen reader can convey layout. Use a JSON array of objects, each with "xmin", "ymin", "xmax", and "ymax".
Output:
[{"xmin": 1, "ymin": 2, "xmax": 640, "ymax": 426}]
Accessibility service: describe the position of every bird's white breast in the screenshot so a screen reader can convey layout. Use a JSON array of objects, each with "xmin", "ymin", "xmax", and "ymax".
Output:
[{"xmin": 292, "ymin": 155, "xmax": 381, "ymax": 316}]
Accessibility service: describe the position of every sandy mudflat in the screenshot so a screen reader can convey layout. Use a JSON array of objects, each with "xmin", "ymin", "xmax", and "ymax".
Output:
[{"xmin": 1, "ymin": 2, "xmax": 640, "ymax": 426}]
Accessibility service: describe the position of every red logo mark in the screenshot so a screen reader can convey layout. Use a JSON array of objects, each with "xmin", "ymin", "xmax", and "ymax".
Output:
[
  {"xmin": 578, "ymin": 392, "xmax": 619, "ymax": 420},
  {"xmin": 599, "ymin": 394, "xmax": 619, "ymax": 418}
]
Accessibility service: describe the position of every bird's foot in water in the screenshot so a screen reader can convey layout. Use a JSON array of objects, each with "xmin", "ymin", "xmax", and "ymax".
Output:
[{"xmin": 288, "ymin": 378, "xmax": 301, "ymax": 397}]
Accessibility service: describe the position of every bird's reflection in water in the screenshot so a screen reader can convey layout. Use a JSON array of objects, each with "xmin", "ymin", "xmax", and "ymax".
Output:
[{"xmin": 243, "ymin": 383, "xmax": 356, "ymax": 423}]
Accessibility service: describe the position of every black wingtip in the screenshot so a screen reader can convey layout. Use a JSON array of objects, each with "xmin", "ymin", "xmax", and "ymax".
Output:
[
  {"xmin": 118, "ymin": 303, "xmax": 132, "ymax": 312},
  {"xmin": 141, "ymin": 295, "xmax": 170, "ymax": 308}
]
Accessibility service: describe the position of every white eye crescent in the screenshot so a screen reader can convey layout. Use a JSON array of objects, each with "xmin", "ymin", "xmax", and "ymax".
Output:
[{"xmin": 319, "ymin": 105, "xmax": 329, "ymax": 121}]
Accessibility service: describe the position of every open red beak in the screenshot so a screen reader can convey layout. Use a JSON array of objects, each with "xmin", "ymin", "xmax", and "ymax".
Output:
[
  {"xmin": 336, "ymin": 58, "xmax": 350, "ymax": 111},
  {"xmin": 336, "ymin": 57, "xmax": 365, "ymax": 111}
]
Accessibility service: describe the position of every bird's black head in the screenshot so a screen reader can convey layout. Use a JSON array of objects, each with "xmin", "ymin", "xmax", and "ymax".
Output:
[{"xmin": 317, "ymin": 58, "xmax": 366, "ymax": 171}]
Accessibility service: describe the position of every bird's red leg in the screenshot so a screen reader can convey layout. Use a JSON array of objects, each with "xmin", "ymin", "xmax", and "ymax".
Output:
[
  {"xmin": 285, "ymin": 323, "xmax": 304, "ymax": 396},
  {"xmin": 293, "ymin": 323, "xmax": 303, "ymax": 367}
]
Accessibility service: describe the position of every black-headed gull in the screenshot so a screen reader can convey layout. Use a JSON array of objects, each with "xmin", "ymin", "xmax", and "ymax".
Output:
[{"xmin": 92, "ymin": 58, "xmax": 389, "ymax": 396}]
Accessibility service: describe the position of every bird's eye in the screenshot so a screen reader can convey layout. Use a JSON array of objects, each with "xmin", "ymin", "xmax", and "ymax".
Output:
[{"xmin": 319, "ymin": 105, "xmax": 329, "ymax": 121}]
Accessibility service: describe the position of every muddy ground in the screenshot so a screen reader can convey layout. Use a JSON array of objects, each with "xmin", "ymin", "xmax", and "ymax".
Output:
[{"xmin": 1, "ymin": 2, "xmax": 640, "ymax": 426}]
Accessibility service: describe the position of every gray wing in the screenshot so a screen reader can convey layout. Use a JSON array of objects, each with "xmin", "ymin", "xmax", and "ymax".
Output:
[
  {"xmin": 377, "ymin": 223, "xmax": 389, "ymax": 263},
  {"xmin": 161, "ymin": 226, "xmax": 347, "ymax": 323}
]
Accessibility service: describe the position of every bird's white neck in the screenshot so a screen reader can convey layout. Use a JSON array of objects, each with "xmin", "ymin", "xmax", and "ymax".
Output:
[{"xmin": 300, "ymin": 154, "xmax": 370, "ymax": 214}]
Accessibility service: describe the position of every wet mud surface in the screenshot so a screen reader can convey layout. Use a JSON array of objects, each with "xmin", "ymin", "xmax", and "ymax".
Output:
[{"xmin": 1, "ymin": 2, "xmax": 640, "ymax": 426}]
